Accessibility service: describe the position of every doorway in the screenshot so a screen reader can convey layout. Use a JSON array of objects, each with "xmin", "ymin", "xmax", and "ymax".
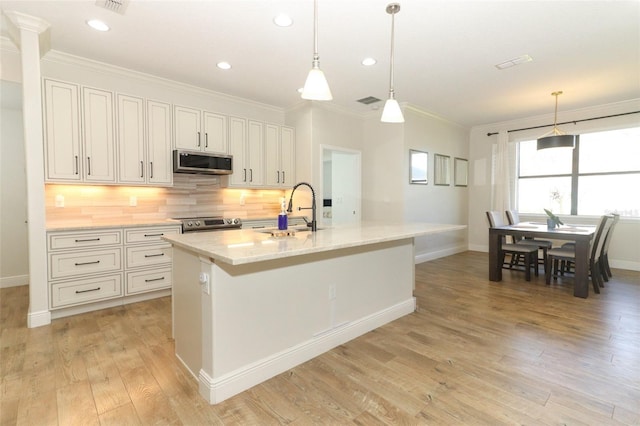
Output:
[{"xmin": 320, "ymin": 145, "xmax": 361, "ymax": 227}]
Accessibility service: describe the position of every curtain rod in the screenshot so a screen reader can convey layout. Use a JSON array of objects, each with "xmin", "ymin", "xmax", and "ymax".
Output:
[{"xmin": 486, "ymin": 110, "xmax": 640, "ymax": 137}]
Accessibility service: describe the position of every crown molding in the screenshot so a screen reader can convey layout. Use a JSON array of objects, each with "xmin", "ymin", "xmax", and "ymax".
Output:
[
  {"xmin": 2, "ymin": 11, "xmax": 50, "ymax": 34},
  {"xmin": 1, "ymin": 36, "xmax": 19, "ymax": 52},
  {"xmin": 41, "ymin": 49, "xmax": 284, "ymax": 115}
]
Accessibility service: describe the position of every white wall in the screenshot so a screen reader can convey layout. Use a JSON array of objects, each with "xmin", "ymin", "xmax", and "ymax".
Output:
[
  {"xmin": 362, "ymin": 107, "xmax": 470, "ymax": 261},
  {"xmin": 468, "ymin": 99, "xmax": 640, "ymax": 270},
  {"xmin": 0, "ymin": 80, "xmax": 29, "ymax": 287}
]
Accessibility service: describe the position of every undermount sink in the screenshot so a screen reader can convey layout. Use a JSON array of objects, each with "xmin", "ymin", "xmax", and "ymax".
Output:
[{"xmin": 253, "ymin": 226, "xmax": 324, "ymax": 235}]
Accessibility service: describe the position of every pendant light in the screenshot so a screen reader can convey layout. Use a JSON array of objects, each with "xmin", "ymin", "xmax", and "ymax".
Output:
[
  {"xmin": 536, "ymin": 91, "xmax": 575, "ymax": 150},
  {"xmin": 381, "ymin": 3, "xmax": 404, "ymax": 123},
  {"xmin": 301, "ymin": 0, "xmax": 332, "ymax": 100}
]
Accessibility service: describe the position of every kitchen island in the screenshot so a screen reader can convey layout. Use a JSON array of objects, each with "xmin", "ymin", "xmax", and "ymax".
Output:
[{"xmin": 164, "ymin": 222, "xmax": 465, "ymax": 404}]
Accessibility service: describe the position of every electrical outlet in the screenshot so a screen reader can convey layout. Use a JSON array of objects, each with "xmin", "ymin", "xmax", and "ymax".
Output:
[
  {"xmin": 55, "ymin": 194, "xmax": 64, "ymax": 208},
  {"xmin": 239, "ymin": 193, "xmax": 245, "ymax": 206},
  {"xmin": 129, "ymin": 196, "xmax": 137, "ymax": 207},
  {"xmin": 199, "ymin": 272, "xmax": 210, "ymax": 295}
]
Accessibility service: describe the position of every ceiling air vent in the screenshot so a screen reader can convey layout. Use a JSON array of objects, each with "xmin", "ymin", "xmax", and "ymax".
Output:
[
  {"xmin": 357, "ymin": 96, "xmax": 382, "ymax": 105},
  {"xmin": 358, "ymin": 96, "xmax": 380, "ymax": 105},
  {"xmin": 95, "ymin": 0, "xmax": 129, "ymax": 15}
]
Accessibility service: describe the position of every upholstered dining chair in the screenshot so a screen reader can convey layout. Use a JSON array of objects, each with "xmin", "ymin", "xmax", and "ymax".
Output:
[
  {"xmin": 545, "ymin": 215, "xmax": 613, "ymax": 294},
  {"xmin": 505, "ymin": 209, "xmax": 553, "ymax": 274},
  {"xmin": 486, "ymin": 211, "xmax": 539, "ymax": 281}
]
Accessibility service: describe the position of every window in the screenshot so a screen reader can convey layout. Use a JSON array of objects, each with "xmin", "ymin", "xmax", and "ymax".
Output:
[{"xmin": 517, "ymin": 127, "xmax": 640, "ymax": 217}]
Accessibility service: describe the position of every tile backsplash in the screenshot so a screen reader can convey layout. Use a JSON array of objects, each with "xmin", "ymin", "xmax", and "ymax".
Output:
[{"xmin": 45, "ymin": 174, "xmax": 285, "ymax": 227}]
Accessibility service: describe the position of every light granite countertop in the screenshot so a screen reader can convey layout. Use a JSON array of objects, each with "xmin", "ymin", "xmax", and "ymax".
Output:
[
  {"xmin": 163, "ymin": 222, "xmax": 466, "ymax": 265},
  {"xmin": 46, "ymin": 218, "xmax": 182, "ymax": 232}
]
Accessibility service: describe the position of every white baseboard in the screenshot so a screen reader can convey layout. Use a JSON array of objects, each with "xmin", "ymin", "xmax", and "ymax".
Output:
[
  {"xmin": 611, "ymin": 259, "xmax": 640, "ymax": 272},
  {"xmin": 28, "ymin": 309, "xmax": 51, "ymax": 328},
  {"xmin": 198, "ymin": 297, "xmax": 416, "ymax": 405},
  {"xmin": 415, "ymin": 245, "xmax": 467, "ymax": 264},
  {"xmin": 0, "ymin": 274, "xmax": 29, "ymax": 288}
]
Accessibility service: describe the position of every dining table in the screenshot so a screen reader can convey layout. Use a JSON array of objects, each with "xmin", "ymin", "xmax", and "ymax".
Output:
[{"xmin": 489, "ymin": 221, "xmax": 597, "ymax": 298}]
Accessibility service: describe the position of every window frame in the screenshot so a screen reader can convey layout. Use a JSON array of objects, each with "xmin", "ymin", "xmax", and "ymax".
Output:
[{"xmin": 516, "ymin": 127, "xmax": 640, "ymax": 217}]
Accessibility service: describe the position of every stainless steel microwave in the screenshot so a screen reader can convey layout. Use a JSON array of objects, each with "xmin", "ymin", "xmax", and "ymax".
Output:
[{"xmin": 173, "ymin": 150, "xmax": 233, "ymax": 175}]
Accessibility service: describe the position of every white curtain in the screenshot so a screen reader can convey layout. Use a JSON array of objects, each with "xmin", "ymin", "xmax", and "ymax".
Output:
[{"xmin": 491, "ymin": 130, "xmax": 517, "ymax": 214}]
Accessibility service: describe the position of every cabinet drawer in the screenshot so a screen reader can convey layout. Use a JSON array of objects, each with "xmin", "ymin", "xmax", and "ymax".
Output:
[
  {"xmin": 126, "ymin": 268, "xmax": 172, "ymax": 295},
  {"xmin": 51, "ymin": 273, "xmax": 123, "ymax": 309},
  {"xmin": 49, "ymin": 248, "xmax": 122, "ymax": 280},
  {"xmin": 125, "ymin": 226, "xmax": 181, "ymax": 244},
  {"xmin": 126, "ymin": 244, "xmax": 172, "ymax": 268},
  {"xmin": 48, "ymin": 229, "xmax": 122, "ymax": 251}
]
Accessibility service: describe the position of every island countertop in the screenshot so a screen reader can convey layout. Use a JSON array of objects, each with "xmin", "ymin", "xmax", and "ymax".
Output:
[{"xmin": 163, "ymin": 222, "xmax": 466, "ymax": 265}]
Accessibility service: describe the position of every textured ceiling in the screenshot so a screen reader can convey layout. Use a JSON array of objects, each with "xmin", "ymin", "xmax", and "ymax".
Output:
[{"xmin": 1, "ymin": 0, "xmax": 639, "ymax": 126}]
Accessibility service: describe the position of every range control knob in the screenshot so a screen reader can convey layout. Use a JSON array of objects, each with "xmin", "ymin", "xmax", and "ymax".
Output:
[
  {"xmin": 194, "ymin": 221, "xmax": 201, "ymax": 227},
  {"xmin": 186, "ymin": 221, "xmax": 193, "ymax": 227},
  {"xmin": 226, "ymin": 218, "xmax": 232, "ymax": 224},
  {"xmin": 233, "ymin": 218, "xmax": 240, "ymax": 225}
]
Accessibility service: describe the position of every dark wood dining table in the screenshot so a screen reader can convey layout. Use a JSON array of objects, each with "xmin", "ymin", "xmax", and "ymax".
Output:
[{"xmin": 489, "ymin": 222, "xmax": 597, "ymax": 298}]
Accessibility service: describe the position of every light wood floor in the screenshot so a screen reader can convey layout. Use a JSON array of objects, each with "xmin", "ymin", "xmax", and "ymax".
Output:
[{"xmin": 1, "ymin": 251, "xmax": 639, "ymax": 425}]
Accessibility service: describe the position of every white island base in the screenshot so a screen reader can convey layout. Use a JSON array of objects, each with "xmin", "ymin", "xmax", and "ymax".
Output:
[{"xmin": 173, "ymin": 237, "xmax": 416, "ymax": 404}]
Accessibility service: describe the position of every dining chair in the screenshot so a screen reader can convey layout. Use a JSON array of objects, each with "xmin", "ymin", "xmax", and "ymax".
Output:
[
  {"xmin": 486, "ymin": 211, "xmax": 539, "ymax": 281},
  {"xmin": 545, "ymin": 215, "xmax": 613, "ymax": 294},
  {"xmin": 600, "ymin": 213, "xmax": 620, "ymax": 280},
  {"xmin": 505, "ymin": 209, "xmax": 553, "ymax": 274}
]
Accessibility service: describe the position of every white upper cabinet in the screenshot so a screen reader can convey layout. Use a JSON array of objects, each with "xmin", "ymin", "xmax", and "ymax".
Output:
[
  {"xmin": 44, "ymin": 79, "xmax": 82, "ymax": 181},
  {"xmin": 146, "ymin": 100, "xmax": 173, "ymax": 185},
  {"xmin": 82, "ymin": 87, "xmax": 116, "ymax": 182},
  {"xmin": 117, "ymin": 94, "xmax": 145, "ymax": 184},
  {"xmin": 43, "ymin": 80, "xmax": 115, "ymax": 183},
  {"xmin": 117, "ymin": 95, "xmax": 172, "ymax": 186},
  {"xmin": 246, "ymin": 120, "xmax": 265, "ymax": 186},
  {"xmin": 228, "ymin": 116, "xmax": 248, "ymax": 187},
  {"xmin": 174, "ymin": 106, "xmax": 228, "ymax": 154},
  {"xmin": 264, "ymin": 125, "xmax": 295, "ymax": 188}
]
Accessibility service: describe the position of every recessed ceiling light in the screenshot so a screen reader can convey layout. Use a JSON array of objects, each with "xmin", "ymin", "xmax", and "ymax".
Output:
[
  {"xmin": 495, "ymin": 54, "xmax": 533, "ymax": 70},
  {"xmin": 217, "ymin": 62, "xmax": 232, "ymax": 70},
  {"xmin": 361, "ymin": 57, "xmax": 377, "ymax": 66},
  {"xmin": 87, "ymin": 19, "xmax": 110, "ymax": 32},
  {"xmin": 273, "ymin": 14, "xmax": 293, "ymax": 27}
]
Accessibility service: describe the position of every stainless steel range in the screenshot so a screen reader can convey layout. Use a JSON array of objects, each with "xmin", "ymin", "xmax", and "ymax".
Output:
[{"xmin": 174, "ymin": 216, "xmax": 242, "ymax": 233}]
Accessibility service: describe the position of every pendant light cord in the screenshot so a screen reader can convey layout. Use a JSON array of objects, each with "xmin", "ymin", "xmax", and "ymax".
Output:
[
  {"xmin": 388, "ymin": 7, "xmax": 396, "ymax": 98},
  {"xmin": 313, "ymin": 0, "xmax": 319, "ymax": 63}
]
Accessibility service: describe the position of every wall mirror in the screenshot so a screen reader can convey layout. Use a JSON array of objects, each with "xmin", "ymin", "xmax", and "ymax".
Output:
[
  {"xmin": 434, "ymin": 154, "xmax": 450, "ymax": 186},
  {"xmin": 409, "ymin": 149, "xmax": 428, "ymax": 184},
  {"xmin": 454, "ymin": 157, "xmax": 468, "ymax": 187}
]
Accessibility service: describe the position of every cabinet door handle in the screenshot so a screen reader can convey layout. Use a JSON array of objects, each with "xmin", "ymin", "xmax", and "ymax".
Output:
[
  {"xmin": 75, "ymin": 287, "xmax": 101, "ymax": 294},
  {"xmin": 197, "ymin": 131, "xmax": 201, "ymax": 147},
  {"xmin": 249, "ymin": 168, "xmax": 253, "ymax": 182},
  {"xmin": 282, "ymin": 171, "xmax": 285, "ymax": 184},
  {"xmin": 277, "ymin": 171, "xmax": 280, "ymax": 183},
  {"xmin": 74, "ymin": 155, "xmax": 79, "ymax": 175},
  {"xmin": 74, "ymin": 260, "xmax": 100, "ymax": 266},
  {"xmin": 144, "ymin": 233, "xmax": 164, "ymax": 237},
  {"xmin": 145, "ymin": 277, "xmax": 165, "ymax": 283},
  {"xmin": 87, "ymin": 157, "xmax": 91, "ymax": 175},
  {"xmin": 144, "ymin": 253, "xmax": 165, "ymax": 258},
  {"xmin": 150, "ymin": 162, "xmax": 154, "ymax": 179},
  {"xmin": 243, "ymin": 168, "xmax": 247, "ymax": 182},
  {"xmin": 140, "ymin": 161, "xmax": 144, "ymax": 178},
  {"xmin": 74, "ymin": 238, "xmax": 101, "ymax": 242},
  {"xmin": 205, "ymin": 133, "xmax": 208, "ymax": 148}
]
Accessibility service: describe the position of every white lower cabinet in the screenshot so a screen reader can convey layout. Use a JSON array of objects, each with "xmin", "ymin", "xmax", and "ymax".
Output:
[
  {"xmin": 51, "ymin": 274, "xmax": 123, "ymax": 309},
  {"xmin": 126, "ymin": 267, "xmax": 172, "ymax": 295},
  {"xmin": 47, "ymin": 224, "xmax": 180, "ymax": 316}
]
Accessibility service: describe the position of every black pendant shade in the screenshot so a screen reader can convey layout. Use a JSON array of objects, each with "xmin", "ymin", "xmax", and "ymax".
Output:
[
  {"xmin": 537, "ymin": 134, "xmax": 575, "ymax": 150},
  {"xmin": 536, "ymin": 91, "xmax": 575, "ymax": 150}
]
